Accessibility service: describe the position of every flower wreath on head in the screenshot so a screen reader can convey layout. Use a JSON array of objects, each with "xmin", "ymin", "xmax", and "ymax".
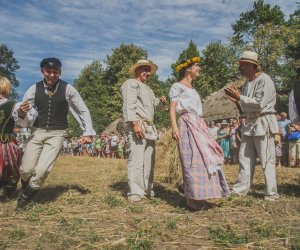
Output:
[{"xmin": 175, "ymin": 57, "xmax": 201, "ymax": 72}]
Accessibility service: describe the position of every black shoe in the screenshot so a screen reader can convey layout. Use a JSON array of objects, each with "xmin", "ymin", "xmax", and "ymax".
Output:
[
  {"xmin": 0, "ymin": 186, "xmax": 7, "ymax": 201},
  {"xmin": 16, "ymin": 184, "xmax": 39, "ymax": 209}
]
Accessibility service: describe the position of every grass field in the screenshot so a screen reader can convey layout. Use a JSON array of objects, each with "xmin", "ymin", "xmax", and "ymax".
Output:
[{"xmin": 0, "ymin": 156, "xmax": 299, "ymax": 250}]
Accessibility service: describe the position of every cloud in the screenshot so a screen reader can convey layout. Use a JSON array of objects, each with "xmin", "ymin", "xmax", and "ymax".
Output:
[{"xmin": 0, "ymin": 0, "xmax": 297, "ymax": 97}]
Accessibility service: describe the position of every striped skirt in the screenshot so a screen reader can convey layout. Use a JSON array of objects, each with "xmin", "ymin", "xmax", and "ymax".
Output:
[
  {"xmin": 178, "ymin": 113, "xmax": 230, "ymax": 200},
  {"xmin": 0, "ymin": 140, "xmax": 21, "ymax": 184}
]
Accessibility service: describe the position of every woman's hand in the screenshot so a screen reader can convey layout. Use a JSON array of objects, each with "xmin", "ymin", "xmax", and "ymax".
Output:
[{"xmin": 172, "ymin": 127, "xmax": 180, "ymax": 141}]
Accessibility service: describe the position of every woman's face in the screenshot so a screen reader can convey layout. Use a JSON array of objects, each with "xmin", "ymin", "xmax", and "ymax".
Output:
[{"xmin": 188, "ymin": 63, "xmax": 201, "ymax": 79}]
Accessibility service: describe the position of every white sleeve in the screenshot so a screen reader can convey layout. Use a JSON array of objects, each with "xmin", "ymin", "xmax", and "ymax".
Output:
[
  {"xmin": 66, "ymin": 84, "xmax": 96, "ymax": 136},
  {"xmin": 289, "ymin": 90, "xmax": 300, "ymax": 123},
  {"xmin": 13, "ymin": 85, "xmax": 38, "ymax": 127},
  {"xmin": 168, "ymin": 83, "xmax": 182, "ymax": 102}
]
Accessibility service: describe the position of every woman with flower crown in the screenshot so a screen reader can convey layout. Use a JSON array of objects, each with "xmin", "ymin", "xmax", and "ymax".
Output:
[{"xmin": 169, "ymin": 57, "xmax": 230, "ymax": 210}]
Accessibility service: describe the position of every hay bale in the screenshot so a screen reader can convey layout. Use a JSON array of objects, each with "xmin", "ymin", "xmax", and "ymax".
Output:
[
  {"xmin": 155, "ymin": 130, "xmax": 182, "ymax": 186},
  {"xmin": 202, "ymin": 77, "xmax": 245, "ymax": 121}
]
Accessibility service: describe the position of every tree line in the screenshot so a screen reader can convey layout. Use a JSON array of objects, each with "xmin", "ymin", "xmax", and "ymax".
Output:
[{"xmin": 0, "ymin": 0, "xmax": 299, "ymax": 135}]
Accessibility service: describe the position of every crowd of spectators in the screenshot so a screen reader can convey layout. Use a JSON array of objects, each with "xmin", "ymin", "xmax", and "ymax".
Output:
[
  {"xmin": 208, "ymin": 112, "xmax": 299, "ymax": 167},
  {"xmin": 59, "ymin": 128, "xmax": 167, "ymax": 159}
]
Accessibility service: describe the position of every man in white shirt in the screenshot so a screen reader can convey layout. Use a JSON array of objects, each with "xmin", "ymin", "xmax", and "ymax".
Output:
[
  {"xmin": 17, "ymin": 57, "xmax": 96, "ymax": 208},
  {"xmin": 225, "ymin": 51, "xmax": 279, "ymax": 201},
  {"xmin": 121, "ymin": 59, "xmax": 167, "ymax": 202}
]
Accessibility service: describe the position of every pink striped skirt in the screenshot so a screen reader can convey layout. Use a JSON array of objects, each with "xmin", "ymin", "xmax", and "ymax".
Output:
[{"xmin": 178, "ymin": 113, "xmax": 230, "ymax": 200}]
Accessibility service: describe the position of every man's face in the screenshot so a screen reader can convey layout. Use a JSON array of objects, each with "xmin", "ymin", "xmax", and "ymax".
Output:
[
  {"xmin": 41, "ymin": 67, "xmax": 61, "ymax": 86},
  {"xmin": 135, "ymin": 66, "xmax": 151, "ymax": 83},
  {"xmin": 238, "ymin": 61, "xmax": 253, "ymax": 76}
]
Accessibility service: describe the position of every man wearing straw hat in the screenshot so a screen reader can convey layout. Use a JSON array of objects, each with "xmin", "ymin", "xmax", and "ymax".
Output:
[
  {"xmin": 224, "ymin": 51, "xmax": 279, "ymax": 201},
  {"xmin": 121, "ymin": 59, "xmax": 167, "ymax": 202}
]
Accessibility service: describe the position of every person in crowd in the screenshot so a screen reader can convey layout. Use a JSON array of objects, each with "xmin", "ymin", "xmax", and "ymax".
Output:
[
  {"xmin": 217, "ymin": 120, "xmax": 231, "ymax": 164},
  {"xmin": 208, "ymin": 120, "xmax": 219, "ymax": 140},
  {"xmin": 288, "ymin": 67, "xmax": 300, "ymax": 167},
  {"xmin": 277, "ymin": 112, "xmax": 291, "ymax": 166},
  {"xmin": 230, "ymin": 118, "xmax": 239, "ymax": 164},
  {"xmin": 225, "ymin": 50, "xmax": 279, "ymax": 201},
  {"xmin": 275, "ymin": 114, "xmax": 283, "ymax": 167},
  {"xmin": 121, "ymin": 59, "xmax": 167, "ymax": 202},
  {"xmin": 110, "ymin": 132, "xmax": 118, "ymax": 158},
  {"xmin": 117, "ymin": 136, "xmax": 124, "ymax": 159},
  {"xmin": 169, "ymin": 56, "xmax": 230, "ymax": 211},
  {"xmin": 104, "ymin": 134, "xmax": 111, "ymax": 158},
  {"xmin": 0, "ymin": 77, "xmax": 22, "ymax": 200},
  {"xmin": 94, "ymin": 135, "xmax": 103, "ymax": 158},
  {"xmin": 16, "ymin": 57, "xmax": 96, "ymax": 208}
]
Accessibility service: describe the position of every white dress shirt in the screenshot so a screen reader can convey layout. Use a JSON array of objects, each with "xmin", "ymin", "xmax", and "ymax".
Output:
[{"xmin": 18, "ymin": 81, "xmax": 96, "ymax": 136}]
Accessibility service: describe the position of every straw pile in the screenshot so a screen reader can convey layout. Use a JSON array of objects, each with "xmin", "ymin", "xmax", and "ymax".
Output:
[{"xmin": 155, "ymin": 130, "xmax": 182, "ymax": 187}]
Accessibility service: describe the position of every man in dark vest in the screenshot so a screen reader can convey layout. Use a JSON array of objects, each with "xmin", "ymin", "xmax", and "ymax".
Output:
[{"xmin": 16, "ymin": 57, "xmax": 95, "ymax": 208}]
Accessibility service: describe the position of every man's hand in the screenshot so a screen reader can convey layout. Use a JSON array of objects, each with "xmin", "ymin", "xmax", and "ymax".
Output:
[
  {"xmin": 18, "ymin": 100, "xmax": 30, "ymax": 118},
  {"xmin": 132, "ymin": 121, "xmax": 144, "ymax": 139},
  {"xmin": 78, "ymin": 136, "xmax": 93, "ymax": 144},
  {"xmin": 224, "ymin": 86, "xmax": 241, "ymax": 102}
]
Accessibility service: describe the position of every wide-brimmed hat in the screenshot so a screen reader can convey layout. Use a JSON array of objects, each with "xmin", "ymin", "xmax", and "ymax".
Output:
[
  {"xmin": 128, "ymin": 59, "xmax": 157, "ymax": 76},
  {"xmin": 221, "ymin": 120, "xmax": 228, "ymax": 125},
  {"xmin": 237, "ymin": 51, "xmax": 260, "ymax": 66}
]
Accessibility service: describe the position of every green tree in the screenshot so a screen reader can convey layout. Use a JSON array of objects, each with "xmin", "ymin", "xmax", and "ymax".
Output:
[
  {"xmin": 198, "ymin": 41, "xmax": 238, "ymax": 98},
  {"xmin": 0, "ymin": 43, "xmax": 20, "ymax": 99},
  {"xmin": 70, "ymin": 61, "xmax": 107, "ymax": 135},
  {"xmin": 231, "ymin": 0, "xmax": 286, "ymax": 47}
]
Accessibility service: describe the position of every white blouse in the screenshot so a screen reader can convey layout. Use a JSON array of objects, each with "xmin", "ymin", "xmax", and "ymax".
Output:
[{"xmin": 169, "ymin": 82, "xmax": 203, "ymax": 116}]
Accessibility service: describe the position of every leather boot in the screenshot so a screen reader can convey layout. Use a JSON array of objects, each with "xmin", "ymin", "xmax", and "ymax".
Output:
[
  {"xmin": 16, "ymin": 184, "xmax": 39, "ymax": 209},
  {"xmin": 0, "ymin": 184, "xmax": 7, "ymax": 201},
  {"xmin": 21, "ymin": 179, "xmax": 29, "ymax": 191}
]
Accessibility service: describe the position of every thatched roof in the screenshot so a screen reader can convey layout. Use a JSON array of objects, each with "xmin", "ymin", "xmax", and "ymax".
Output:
[
  {"xmin": 202, "ymin": 77, "xmax": 245, "ymax": 122},
  {"xmin": 103, "ymin": 117, "xmax": 124, "ymax": 133}
]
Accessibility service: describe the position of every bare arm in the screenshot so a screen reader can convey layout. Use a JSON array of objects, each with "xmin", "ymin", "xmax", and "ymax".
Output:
[{"xmin": 169, "ymin": 101, "xmax": 179, "ymax": 141}]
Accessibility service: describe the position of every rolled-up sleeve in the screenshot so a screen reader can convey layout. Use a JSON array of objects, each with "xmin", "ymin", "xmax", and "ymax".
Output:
[
  {"xmin": 240, "ymin": 77, "xmax": 274, "ymax": 113},
  {"xmin": 121, "ymin": 79, "xmax": 138, "ymax": 122}
]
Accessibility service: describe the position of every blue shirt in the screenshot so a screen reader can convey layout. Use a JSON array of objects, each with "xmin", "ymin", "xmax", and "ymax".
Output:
[{"xmin": 278, "ymin": 119, "xmax": 291, "ymax": 137}]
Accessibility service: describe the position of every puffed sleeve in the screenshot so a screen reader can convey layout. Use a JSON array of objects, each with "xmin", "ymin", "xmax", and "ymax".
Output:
[{"xmin": 169, "ymin": 83, "xmax": 182, "ymax": 102}]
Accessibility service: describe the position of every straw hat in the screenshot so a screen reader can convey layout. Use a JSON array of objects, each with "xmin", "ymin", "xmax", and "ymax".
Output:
[
  {"xmin": 128, "ymin": 59, "xmax": 158, "ymax": 76},
  {"xmin": 237, "ymin": 51, "xmax": 260, "ymax": 66},
  {"xmin": 221, "ymin": 120, "xmax": 228, "ymax": 125}
]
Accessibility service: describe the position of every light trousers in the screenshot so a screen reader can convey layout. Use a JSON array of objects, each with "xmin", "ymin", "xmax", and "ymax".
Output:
[
  {"xmin": 126, "ymin": 133, "xmax": 156, "ymax": 198},
  {"xmin": 20, "ymin": 129, "xmax": 66, "ymax": 189},
  {"xmin": 232, "ymin": 133, "xmax": 278, "ymax": 198}
]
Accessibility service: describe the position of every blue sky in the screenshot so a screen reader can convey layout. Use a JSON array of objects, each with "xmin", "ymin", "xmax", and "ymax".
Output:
[{"xmin": 0, "ymin": 0, "xmax": 297, "ymax": 99}]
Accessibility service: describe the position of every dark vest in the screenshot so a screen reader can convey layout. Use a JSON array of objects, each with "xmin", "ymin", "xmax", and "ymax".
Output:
[
  {"xmin": 294, "ymin": 83, "xmax": 300, "ymax": 117},
  {"xmin": 33, "ymin": 80, "xmax": 69, "ymax": 130},
  {"xmin": 0, "ymin": 100, "xmax": 16, "ymax": 141}
]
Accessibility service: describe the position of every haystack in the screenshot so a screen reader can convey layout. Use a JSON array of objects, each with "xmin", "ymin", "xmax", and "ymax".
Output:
[
  {"xmin": 103, "ymin": 117, "xmax": 124, "ymax": 133},
  {"xmin": 155, "ymin": 77, "xmax": 245, "ymax": 186},
  {"xmin": 202, "ymin": 77, "xmax": 245, "ymax": 121}
]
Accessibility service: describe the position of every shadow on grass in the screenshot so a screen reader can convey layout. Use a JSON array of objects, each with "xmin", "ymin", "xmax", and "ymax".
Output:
[
  {"xmin": 34, "ymin": 184, "xmax": 91, "ymax": 203},
  {"xmin": 110, "ymin": 180, "xmax": 186, "ymax": 209},
  {"xmin": 247, "ymin": 183, "xmax": 300, "ymax": 198}
]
